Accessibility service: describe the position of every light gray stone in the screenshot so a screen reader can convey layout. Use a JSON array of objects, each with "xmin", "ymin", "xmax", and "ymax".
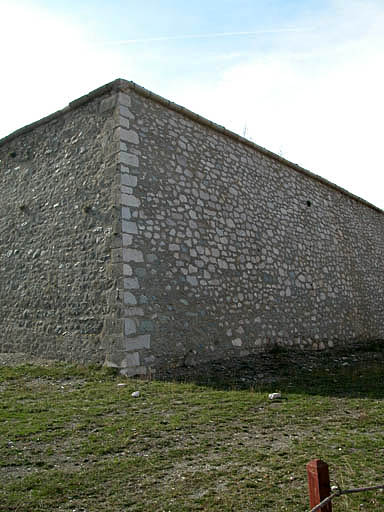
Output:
[
  {"xmin": 123, "ymin": 248, "xmax": 144, "ymax": 263},
  {"xmin": 120, "ymin": 152, "xmax": 139, "ymax": 167},
  {"xmin": 124, "ymin": 277, "xmax": 140, "ymax": 289},
  {"xmin": 121, "ymin": 185, "xmax": 133, "ymax": 195},
  {"xmin": 120, "ymin": 129, "xmax": 139, "ymax": 145},
  {"xmin": 122, "ymin": 221, "xmax": 138, "ymax": 234},
  {"xmin": 120, "ymin": 351, "xmax": 140, "ymax": 368},
  {"xmin": 123, "ymin": 263, "xmax": 133, "ymax": 276},
  {"xmin": 124, "ymin": 334, "xmax": 151, "ymax": 350},
  {"xmin": 121, "ymin": 174, "xmax": 137, "ymax": 187},
  {"xmin": 122, "ymin": 234, "xmax": 133, "ymax": 246},
  {"xmin": 119, "ymin": 117, "xmax": 130, "ymax": 129},
  {"xmin": 118, "ymin": 92, "xmax": 131, "ymax": 107},
  {"xmin": 122, "ymin": 207, "xmax": 131, "ymax": 220},
  {"xmin": 119, "ymin": 105, "xmax": 134, "ymax": 119},
  {"xmin": 124, "ymin": 292, "xmax": 137, "ymax": 305},
  {"xmin": 125, "ymin": 307, "xmax": 145, "ymax": 317},
  {"xmin": 100, "ymin": 95, "xmax": 116, "ymax": 113},
  {"xmin": 121, "ymin": 194, "xmax": 140, "ymax": 207},
  {"xmin": 124, "ymin": 318, "xmax": 137, "ymax": 335}
]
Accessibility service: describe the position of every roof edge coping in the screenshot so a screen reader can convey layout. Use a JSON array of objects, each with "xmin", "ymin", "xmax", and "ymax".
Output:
[{"xmin": 0, "ymin": 78, "xmax": 382, "ymax": 215}]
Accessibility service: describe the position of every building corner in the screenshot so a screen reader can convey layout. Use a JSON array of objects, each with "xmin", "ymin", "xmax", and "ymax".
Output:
[{"xmin": 103, "ymin": 88, "xmax": 153, "ymax": 376}]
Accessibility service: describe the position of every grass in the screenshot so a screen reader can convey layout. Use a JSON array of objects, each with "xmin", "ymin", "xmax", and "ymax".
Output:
[{"xmin": 0, "ymin": 355, "xmax": 383, "ymax": 511}]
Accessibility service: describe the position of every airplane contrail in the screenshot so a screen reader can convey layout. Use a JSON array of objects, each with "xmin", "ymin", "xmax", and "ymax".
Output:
[{"xmin": 101, "ymin": 28, "xmax": 315, "ymax": 46}]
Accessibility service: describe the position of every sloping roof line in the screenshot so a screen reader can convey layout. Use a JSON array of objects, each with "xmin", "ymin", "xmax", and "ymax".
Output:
[{"xmin": 1, "ymin": 78, "xmax": 382, "ymax": 215}]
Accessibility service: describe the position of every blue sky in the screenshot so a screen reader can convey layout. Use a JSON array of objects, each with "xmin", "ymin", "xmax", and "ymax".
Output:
[{"xmin": 1, "ymin": 0, "xmax": 384, "ymax": 209}]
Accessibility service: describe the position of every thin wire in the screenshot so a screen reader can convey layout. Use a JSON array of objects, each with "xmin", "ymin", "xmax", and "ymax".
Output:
[
  {"xmin": 340, "ymin": 484, "xmax": 384, "ymax": 495},
  {"xmin": 309, "ymin": 483, "xmax": 384, "ymax": 512},
  {"xmin": 309, "ymin": 492, "xmax": 338, "ymax": 512}
]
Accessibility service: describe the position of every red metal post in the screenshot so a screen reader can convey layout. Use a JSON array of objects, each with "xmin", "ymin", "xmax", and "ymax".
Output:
[{"xmin": 306, "ymin": 459, "xmax": 332, "ymax": 511}]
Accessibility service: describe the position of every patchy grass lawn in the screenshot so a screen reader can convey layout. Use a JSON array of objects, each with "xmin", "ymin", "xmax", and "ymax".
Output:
[{"xmin": 0, "ymin": 352, "xmax": 383, "ymax": 511}]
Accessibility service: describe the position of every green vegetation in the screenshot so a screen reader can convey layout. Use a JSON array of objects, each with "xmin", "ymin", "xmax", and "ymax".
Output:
[{"xmin": 0, "ymin": 358, "xmax": 383, "ymax": 511}]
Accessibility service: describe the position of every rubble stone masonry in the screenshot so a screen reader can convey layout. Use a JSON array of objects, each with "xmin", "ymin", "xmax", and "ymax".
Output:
[{"xmin": 0, "ymin": 79, "xmax": 383, "ymax": 374}]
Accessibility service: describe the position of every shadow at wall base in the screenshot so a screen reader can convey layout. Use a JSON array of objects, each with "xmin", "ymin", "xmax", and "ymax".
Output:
[{"xmin": 104, "ymin": 337, "xmax": 384, "ymax": 378}]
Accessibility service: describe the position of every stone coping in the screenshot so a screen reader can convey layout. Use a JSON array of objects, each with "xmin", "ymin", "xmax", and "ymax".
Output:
[{"xmin": 1, "ymin": 78, "xmax": 382, "ymax": 215}]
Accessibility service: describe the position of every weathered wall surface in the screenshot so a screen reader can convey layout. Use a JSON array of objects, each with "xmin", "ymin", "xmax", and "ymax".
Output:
[
  {"xmin": 0, "ymin": 79, "xmax": 383, "ymax": 373},
  {"xmin": 113, "ymin": 84, "xmax": 384, "ymax": 374},
  {"xmin": 0, "ymin": 87, "xmax": 120, "ymax": 362}
]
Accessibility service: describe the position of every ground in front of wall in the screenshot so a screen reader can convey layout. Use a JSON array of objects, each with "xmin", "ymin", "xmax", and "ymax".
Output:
[{"xmin": 0, "ymin": 341, "xmax": 383, "ymax": 511}]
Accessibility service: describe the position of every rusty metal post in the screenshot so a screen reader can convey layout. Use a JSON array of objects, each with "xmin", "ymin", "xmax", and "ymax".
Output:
[{"xmin": 307, "ymin": 459, "xmax": 332, "ymax": 511}]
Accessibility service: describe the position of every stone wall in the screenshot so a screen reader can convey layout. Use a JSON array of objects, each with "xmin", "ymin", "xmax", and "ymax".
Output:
[
  {"xmin": 0, "ymin": 79, "xmax": 383, "ymax": 373},
  {"xmin": 112, "ymin": 82, "xmax": 384, "ymax": 375},
  {"xmin": 0, "ymin": 85, "xmax": 120, "ymax": 362}
]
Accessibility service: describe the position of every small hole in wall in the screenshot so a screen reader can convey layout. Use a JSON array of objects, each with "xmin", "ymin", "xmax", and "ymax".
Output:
[
  {"xmin": 82, "ymin": 203, "xmax": 92, "ymax": 214},
  {"xmin": 9, "ymin": 151, "xmax": 17, "ymax": 158},
  {"xmin": 306, "ymin": 200, "xmax": 312, "ymax": 207}
]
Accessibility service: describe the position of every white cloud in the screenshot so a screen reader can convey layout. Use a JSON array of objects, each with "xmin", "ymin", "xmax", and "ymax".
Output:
[
  {"xmin": 0, "ymin": 1, "xmax": 129, "ymax": 137},
  {"xmin": 168, "ymin": 1, "xmax": 384, "ymax": 209},
  {"xmin": 101, "ymin": 27, "xmax": 315, "ymax": 45}
]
